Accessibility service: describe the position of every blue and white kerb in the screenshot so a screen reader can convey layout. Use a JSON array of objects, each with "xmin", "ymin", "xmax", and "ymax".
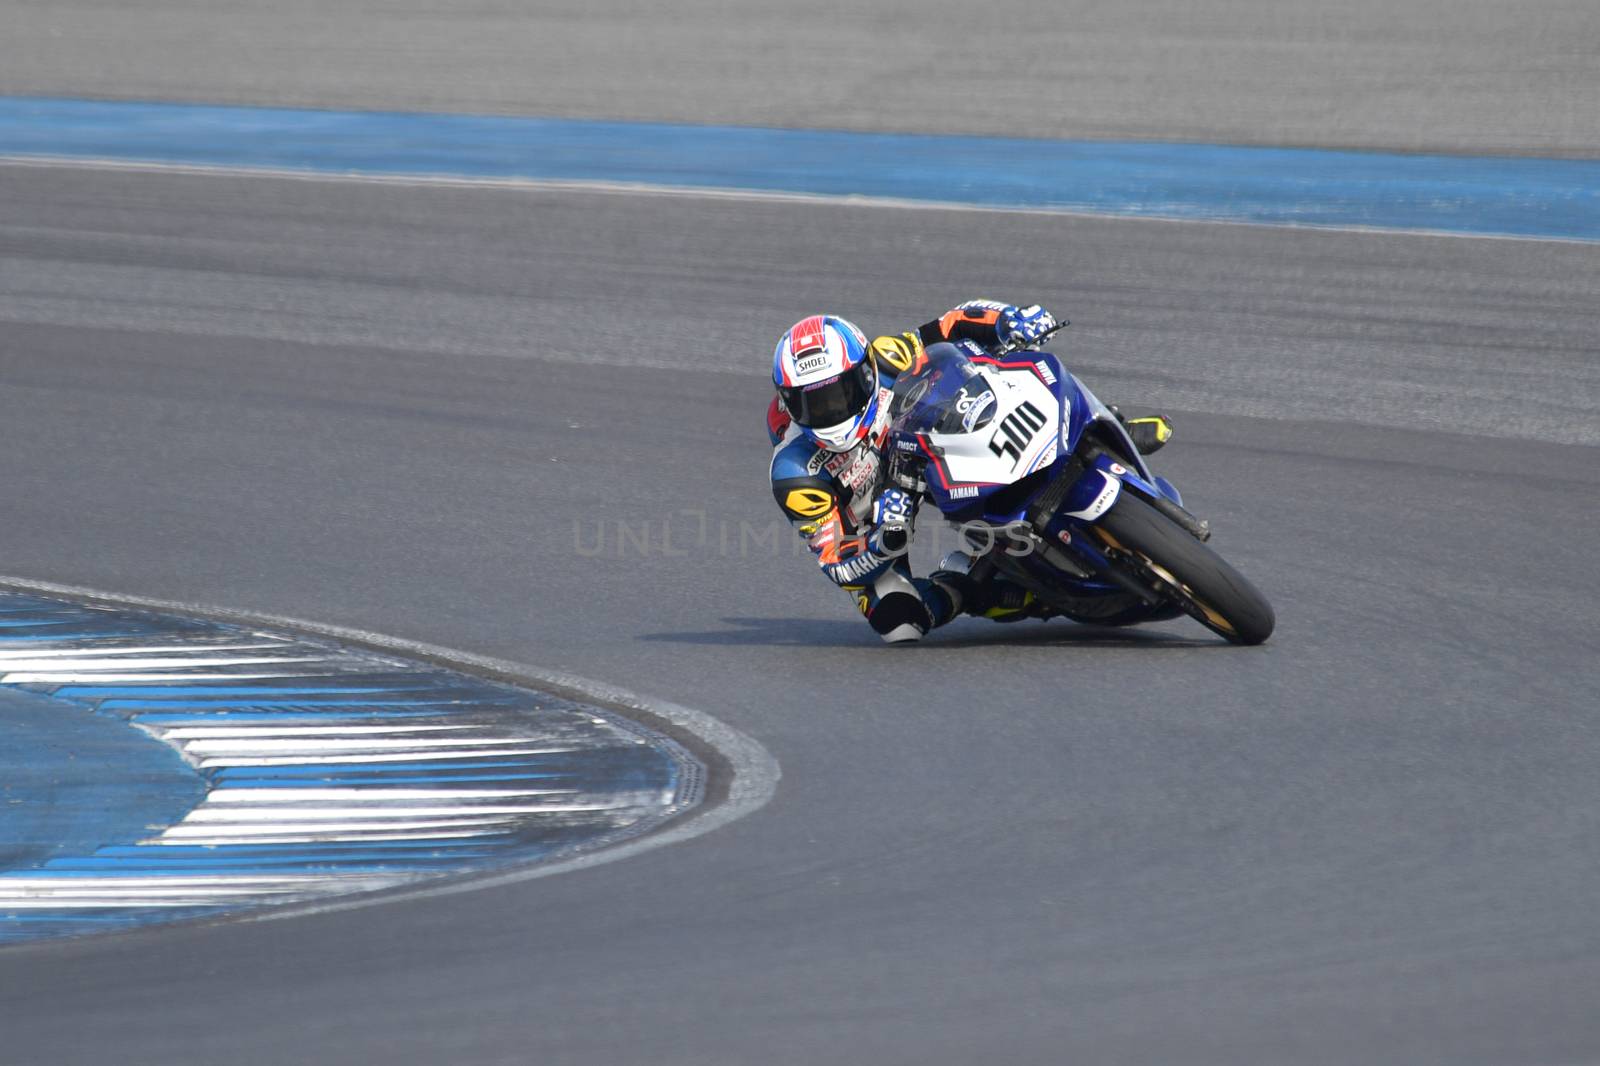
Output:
[{"xmin": 0, "ymin": 591, "xmax": 701, "ymax": 944}]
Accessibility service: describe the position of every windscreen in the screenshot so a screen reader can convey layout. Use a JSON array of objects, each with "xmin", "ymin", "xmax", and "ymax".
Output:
[{"xmin": 887, "ymin": 344, "xmax": 992, "ymax": 438}]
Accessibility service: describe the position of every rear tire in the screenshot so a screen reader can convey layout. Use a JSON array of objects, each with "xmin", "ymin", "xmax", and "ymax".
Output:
[{"xmin": 1095, "ymin": 493, "xmax": 1275, "ymax": 645}]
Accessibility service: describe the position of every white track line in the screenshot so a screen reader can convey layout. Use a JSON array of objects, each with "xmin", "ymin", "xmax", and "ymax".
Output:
[
  {"xmin": 139, "ymin": 829, "xmax": 514, "ymax": 846},
  {"xmin": 176, "ymin": 736, "xmax": 541, "ymax": 753},
  {"xmin": 195, "ymin": 747, "xmax": 571, "ymax": 767},
  {"xmin": 0, "ymin": 642, "xmax": 291, "ymax": 659},
  {"xmin": 0, "ymin": 670, "xmax": 348, "ymax": 683},
  {"xmin": 153, "ymin": 725, "xmax": 477, "ymax": 739},
  {"xmin": 207, "ymin": 788, "xmax": 575, "ymax": 802},
  {"xmin": 181, "ymin": 804, "xmax": 621, "ymax": 821},
  {"xmin": 155, "ymin": 816, "xmax": 525, "ymax": 837},
  {"xmin": 0, "ymin": 875, "xmax": 382, "ymax": 887},
  {"xmin": 0, "ymin": 654, "xmax": 332, "ymax": 672}
]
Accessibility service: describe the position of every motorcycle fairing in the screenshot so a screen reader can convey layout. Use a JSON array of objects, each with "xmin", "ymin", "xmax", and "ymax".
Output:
[{"xmin": 896, "ymin": 344, "xmax": 1070, "ymax": 519}]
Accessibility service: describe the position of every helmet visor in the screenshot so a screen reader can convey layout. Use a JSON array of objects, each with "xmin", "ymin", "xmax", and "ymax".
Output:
[{"xmin": 779, "ymin": 360, "xmax": 876, "ymax": 428}]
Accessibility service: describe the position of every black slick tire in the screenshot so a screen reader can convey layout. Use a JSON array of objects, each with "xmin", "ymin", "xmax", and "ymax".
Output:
[{"xmin": 1095, "ymin": 492, "xmax": 1275, "ymax": 645}]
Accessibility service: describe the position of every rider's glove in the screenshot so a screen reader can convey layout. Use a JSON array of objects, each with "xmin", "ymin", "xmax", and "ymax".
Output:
[
  {"xmin": 868, "ymin": 487, "xmax": 917, "ymax": 557},
  {"xmin": 998, "ymin": 304, "xmax": 1057, "ymax": 348}
]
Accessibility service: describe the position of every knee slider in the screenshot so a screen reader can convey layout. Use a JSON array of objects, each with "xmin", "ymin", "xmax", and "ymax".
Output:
[{"xmin": 869, "ymin": 591, "xmax": 932, "ymax": 644}]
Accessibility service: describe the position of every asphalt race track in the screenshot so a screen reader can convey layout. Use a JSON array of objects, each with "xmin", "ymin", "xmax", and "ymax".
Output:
[
  {"xmin": 3, "ymin": 1, "xmax": 1599, "ymax": 1059},
  {"xmin": 1, "ymin": 156, "xmax": 1598, "ymax": 1063}
]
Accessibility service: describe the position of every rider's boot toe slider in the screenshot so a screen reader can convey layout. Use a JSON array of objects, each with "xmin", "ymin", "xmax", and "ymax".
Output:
[{"xmin": 1125, "ymin": 415, "xmax": 1173, "ymax": 455}]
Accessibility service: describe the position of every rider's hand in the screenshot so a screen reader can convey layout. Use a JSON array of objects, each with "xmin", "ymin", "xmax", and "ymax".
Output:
[
  {"xmin": 868, "ymin": 487, "xmax": 916, "ymax": 556},
  {"xmin": 999, "ymin": 304, "xmax": 1057, "ymax": 348}
]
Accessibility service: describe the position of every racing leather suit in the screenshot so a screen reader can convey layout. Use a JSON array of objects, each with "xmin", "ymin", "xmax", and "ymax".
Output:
[{"xmin": 767, "ymin": 300, "xmax": 1027, "ymax": 643}]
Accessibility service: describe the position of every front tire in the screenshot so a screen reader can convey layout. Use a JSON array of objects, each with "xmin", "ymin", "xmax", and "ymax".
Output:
[{"xmin": 1095, "ymin": 493, "xmax": 1275, "ymax": 645}]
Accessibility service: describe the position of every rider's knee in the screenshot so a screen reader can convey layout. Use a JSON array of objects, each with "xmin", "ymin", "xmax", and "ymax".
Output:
[{"xmin": 869, "ymin": 591, "xmax": 933, "ymax": 644}]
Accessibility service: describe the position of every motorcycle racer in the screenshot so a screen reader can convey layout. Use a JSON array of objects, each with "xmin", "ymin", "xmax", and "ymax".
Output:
[{"xmin": 767, "ymin": 300, "xmax": 1173, "ymax": 643}]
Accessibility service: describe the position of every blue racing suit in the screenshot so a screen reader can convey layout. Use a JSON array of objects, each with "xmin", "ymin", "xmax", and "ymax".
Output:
[{"xmin": 767, "ymin": 300, "xmax": 1033, "ymax": 642}]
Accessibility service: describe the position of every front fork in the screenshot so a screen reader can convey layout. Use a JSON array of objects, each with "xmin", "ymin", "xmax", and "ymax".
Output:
[
  {"xmin": 961, "ymin": 452, "xmax": 1158, "ymax": 609},
  {"xmin": 1013, "ymin": 448, "xmax": 1210, "ymax": 605},
  {"xmin": 939, "ymin": 447, "xmax": 1212, "ymax": 610},
  {"xmin": 1050, "ymin": 449, "xmax": 1210, "ymax": 544}
]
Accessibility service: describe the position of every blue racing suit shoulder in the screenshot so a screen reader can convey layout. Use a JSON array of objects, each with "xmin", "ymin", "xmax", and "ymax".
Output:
[
  {"xmin": 770, "ymin": 432, "xmax": 820, "ymax": 484},
  {"xmin": 770, "ymin": 434, "xmax": 838, "ymax": 522}
]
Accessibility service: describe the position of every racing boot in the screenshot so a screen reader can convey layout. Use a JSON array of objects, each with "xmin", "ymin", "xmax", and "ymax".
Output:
[
  {"xmin": 934, "ymin": 552, "xmax": 1041, "ymax": 623},
  {"xmin": 969, "ymin": 581, "xmax": 1041, "ymax": 622},
  {"xmin": 928, "ymin": 554, "xmax": 976, "ymax": 614},
  {"xmin": 930, "ymin": 552, "xmax": 978, "ymax": 614},
  {"xmin": 1111, "ymin": 406, "xmax": 1173, "ymax": 455}
]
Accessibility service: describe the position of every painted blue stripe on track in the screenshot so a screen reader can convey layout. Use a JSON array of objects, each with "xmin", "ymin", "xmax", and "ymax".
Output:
[
  {"xmin": 0, "ymin": 96, "xmax": 1596, "ymax": 239},
  {"xmin": 52, "ymin": 685, "xmax": 437, "ymax": 698},
  {"xmin": 12, "ymin": 856, "xmax": 485, "ymax": 874},
  {"xmin": 0, "ymin": 687, "xmax": 206, "ymax": 872},
  {"xmin": 0, "ymin": 631, "xmax": 183, "ymax": 642},
  {"xmin": 0, "ymin": 618, "xmax": 98, "ymax": 628},
  {"xmin": 26, "ymin": 857, "xmax": 499, "ymax": 873},
  {"xmin": 95, "ymin": 697, "xmax": 492, "ymax": 710}
]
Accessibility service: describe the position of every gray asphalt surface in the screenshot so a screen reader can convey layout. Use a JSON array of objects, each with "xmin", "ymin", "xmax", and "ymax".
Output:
[
  {"xmin": 2, "ymin": 0, "xmax": 1598, "ymax": 156},
  {"xmin": 2, "ymin": 161, "xmax": 1599, "ymax": 1064}
]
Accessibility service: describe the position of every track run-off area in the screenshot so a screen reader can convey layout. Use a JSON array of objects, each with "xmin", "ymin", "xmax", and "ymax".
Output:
[{"xmin": 1, "ymin": 1, "xmax": 1598, "ymax": 1061}]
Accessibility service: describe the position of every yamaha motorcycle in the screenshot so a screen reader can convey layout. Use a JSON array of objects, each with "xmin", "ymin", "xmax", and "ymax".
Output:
[{"xmin": 883, "ymin": 326, "xmax": 1275, "ymax": 645}]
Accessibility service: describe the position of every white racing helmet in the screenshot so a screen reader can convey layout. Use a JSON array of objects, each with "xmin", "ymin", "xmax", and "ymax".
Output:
[{"xmin": 772, "ymin": 315, "xmax": 879, "ymax": 452}]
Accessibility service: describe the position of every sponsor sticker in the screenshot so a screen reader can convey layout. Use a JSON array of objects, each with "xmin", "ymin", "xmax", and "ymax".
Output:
[
  {"xmin": 834, "ymin": 552, "xmax": 887, "ymax": 582},
  {"xmin": 1068, "ymin": 472, "xmax": 1121, "ymax": 520},
  {"xmin": 955, "ymin": 387, "xmax": 998, "ymax": 433},
  {"xmin": 821, "ymin": 445, "xmax": 880, "ymax": 494},
  {"xmin": 1091, "ymin": 480, "xmax": 1117, "ymax": 513},
  {"xmin": 784, "ymin": 487, "xmax": 834, "ymax": 518}
]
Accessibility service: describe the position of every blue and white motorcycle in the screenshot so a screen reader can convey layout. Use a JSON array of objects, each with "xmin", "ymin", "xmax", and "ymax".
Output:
[{"xmin": 883, "ymin": 327, "xmax": 1275, "ymax": 645}]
